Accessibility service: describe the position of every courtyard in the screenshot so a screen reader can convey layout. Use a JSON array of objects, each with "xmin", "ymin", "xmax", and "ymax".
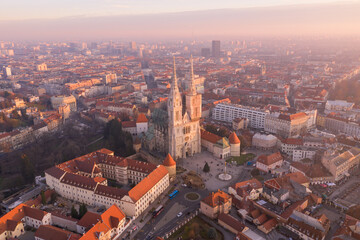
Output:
[{"xmin": 178, "ymin": 151, "xmax": 252, "ymax": 191}]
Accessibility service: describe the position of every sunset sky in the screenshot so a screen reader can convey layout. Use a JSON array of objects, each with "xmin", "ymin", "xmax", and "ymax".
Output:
[
  {"xmin": 1, "ymin": 0, "xmax": 359, "ymax": 40},
  {"xmin": 0, "ymin": 0, "xmax": 353, "ymax": 20}
]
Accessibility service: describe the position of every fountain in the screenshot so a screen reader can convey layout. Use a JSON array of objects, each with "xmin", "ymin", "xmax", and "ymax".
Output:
[{"xmin": 218, "ymin": 161, "xmax": 232, "ymax": 181}]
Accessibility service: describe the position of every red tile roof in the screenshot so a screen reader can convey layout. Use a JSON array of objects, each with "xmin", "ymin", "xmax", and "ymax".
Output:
[
  {"xmin": 201, "ymin": 129, "xmax": 222, "ymax": 144},
  {"xmin": 218, "ymin": 213, "xmax": 246, "ymax": 232},
  {"xmin": 229, "ymin": 132, "xmax": 240, "ymax": 144},
  {"xmin": 35, "ymin": 225, "xmax": 80, "ymax": 240},
  {"xmin": 122, "ymin": 121, "xmax": 136, "ymax": 128},
  {"xmin": 163, "ymin": 154, "xmax": 176, "ymax": 167},
  {"xmin": 136, "ymin": 113, "xmax": 148, "ymax": 123},
  {"xmin": 128, "ymin": 165, "xmax": 169, "ymax": 202},
  {"xmin": 77, "ymin": 212, "xmax": 101, "ymax": 228},
  {"xmin": 202, "ymin": 190, "xmax": 231, "ymax": 208},
  {"xmin": 257, "ymin": 152, "xmax": 283, "ymax": 166}
]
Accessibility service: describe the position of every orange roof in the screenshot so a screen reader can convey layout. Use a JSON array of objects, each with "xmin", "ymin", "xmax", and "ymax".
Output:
[
  {"xmin": 163, "ymin": 154, "xmax": 176, "ymax": 167},
  {"xmin": 101, "ymin": 204, "xmax": 125, "ymax": 229},
  {"xmin": 128, "ymin": 165, "xmax": 169, "ymax": 202},
  {"xmin": 97, "ymin": 148, "xmax": 114, "ymax": 155},
  {"xmin": 80, "ymin": 221, "xmax": 110, "ymax": 240},
  {"xmin": 229, "ymin": 132, "xmax": 240, "ymax": 144},
  {"xmin": 201, "ymin": 190, "xmax": 231, "ymax": 208},
  {"xmin": 93, "ymin": 176, "xmax": 107, "ymax": 183},
  {"xmin": 136, "ymin": 113, "xmax": 148, "ymax": 123},
  {"xmin": 201, "ymin": 129, "xmax": 222, "ymax": 144},
  {"xmin": 257, "ymin": 152, "xmax": 283, "ymax": 166},
  {"xmin": 35, "ymin": 225, "xmax": 81, "ymax": 240}
]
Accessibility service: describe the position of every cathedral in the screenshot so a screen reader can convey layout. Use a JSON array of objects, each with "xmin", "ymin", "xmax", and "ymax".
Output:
[
  {"xmin": 168, "ymin": 56, "xmax": 202, "ymax": 159},
  {"xmin": 144, "ymin": 56, "xmax": 202, "ymax": 160}
]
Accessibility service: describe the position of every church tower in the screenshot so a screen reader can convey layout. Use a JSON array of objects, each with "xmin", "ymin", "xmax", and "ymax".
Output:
[
  {"xmin": 168, "ymin": 56, "xmax": 202, "ymax": 160},
  {"xmin": 168, "ymin": 57, "xmax": 183, "ymax": 159},
  {"xmin": 186, "ymin": 55, "xmax": 202, "ymax": 121}
]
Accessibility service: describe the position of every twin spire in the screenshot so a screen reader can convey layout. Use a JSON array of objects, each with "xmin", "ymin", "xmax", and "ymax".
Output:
[{"xmin": 172, "ymin": 55, "xmax": 196, "ymax": 95}]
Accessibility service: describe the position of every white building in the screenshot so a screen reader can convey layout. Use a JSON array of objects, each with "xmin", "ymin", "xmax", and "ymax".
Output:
[
  {"xmin": 212, "ymin": 103, "xmax": 269, "ymax": 129},
  {"xmin": 325, "ymin": 100, "xmax": 354, "ymax": 112},
  {"xmin": 252, "ymin": 133, "xmax": 278, "ymax": 149},
  {"xmin": 292, "ymin": 147, "xmax": 317, "ymax": 162},
  {"xmin": 45, "ymin": 149, "xmax": 170, "ymax": 218}
]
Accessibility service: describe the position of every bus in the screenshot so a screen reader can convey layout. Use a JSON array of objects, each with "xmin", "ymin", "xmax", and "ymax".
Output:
[
  {"xmin": 169, "ymin": 190, "xmax": 179, "ymax": 199},
  {"xmin": 152, "ymin": 205, "xmax": 164, "ymax": 218}
]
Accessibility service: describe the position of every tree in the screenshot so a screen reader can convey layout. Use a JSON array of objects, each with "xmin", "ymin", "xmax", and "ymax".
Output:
[
  {"xmin": 20, "ymin": 154, "xmax": 35, "ymax": 182},
  {"xmin": 50, "ymin": 192, "xmax": 57, "ymax": 204},
  {"xmin": 40, "ymin": 191, "xmax": 46, "ymax": 205},
  {"xmin": 78, "ymin": 203, "xmax": 88, "ymax": 219},
  {"xmin": 71, "ymin": 205, "xmax": 78, "ymax": 219},
  {"xmin": 104, "ymin": 119, "xmax": 135, "ymax": 157},
  {"xmin": 208, "ymin": 227, "xmax": 217, "ymax": 239},
  {"xmin": 203, "ymin": 162, "xmax": 210, "ymax": 173}
]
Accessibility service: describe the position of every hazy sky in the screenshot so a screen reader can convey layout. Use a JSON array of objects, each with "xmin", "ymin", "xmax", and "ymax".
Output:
[
  {"xmin": 0, "ymin": 0, "xmax": 353, "ymax": 20},
  {"xmin": 1, "ymin": 1, "xmax": 360, "ymax": 40}
]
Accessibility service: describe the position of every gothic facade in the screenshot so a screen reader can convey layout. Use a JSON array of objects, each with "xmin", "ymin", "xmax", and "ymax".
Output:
[{"xmin": 168, "ymin": 56, "xmax": 202, "ymax": 159}]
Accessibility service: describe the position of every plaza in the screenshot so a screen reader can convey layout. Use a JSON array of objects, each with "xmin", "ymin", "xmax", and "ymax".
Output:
[{"xmin": 178, "ymin": 151, "xmax": 252, "ymax": 191}]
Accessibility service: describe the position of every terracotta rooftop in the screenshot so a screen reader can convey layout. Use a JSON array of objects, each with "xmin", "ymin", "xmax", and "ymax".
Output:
[
  {"xmin": 229, "ymin": 132, "xmax": 241, "ymax": 144},
  {"xmin": 201, "ymin": 190, "xmax": 231, "ymax": 208},
  {"xmin": 278, "ymin": 112, "xmax": 308, "ymax": 121},
  {"xmin": 136, "ymin": 113, "xmax": 148, "ymax": 123},
  {"xmin": 201, "ymin": 129, "xmax": 222, "ymax": 144},
  {"xmin": 35, "ymin": 225, "xmax": 81, "ymax": 240},
  {"xmin": 128, "ymin": 165, "xmax": 169, "ymax": 202},
  {"xmin": 163, "ymin": 154, "xmax": 176, "ymax": 167},
  {"xmin": 257, "ymin": 152, "xmax": 283, "ymax": 166},
  {"xmin": 218, "ymin": 213, "xmax": 246, "ymax": 232},
  {"xmin": 282, "ymin": 138, "xmax": 303, "ymax": 145},
  {"xmin": 77, "ymin": 212, "xmax": 101, "ymax": 228}
]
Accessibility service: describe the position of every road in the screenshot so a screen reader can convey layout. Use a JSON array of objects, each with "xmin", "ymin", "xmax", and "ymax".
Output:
[{"xmin": 134, "ymin": 185, "xmax": 209, "ymax": 240}]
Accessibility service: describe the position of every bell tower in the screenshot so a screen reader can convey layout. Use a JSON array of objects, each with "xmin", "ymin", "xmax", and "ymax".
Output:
[
  {"xmin": 168, "ymin": 57, "xmax": 183, "ymax": 158},
  {"xmin": 186, "ymin": 55, "xmax": 202, "ymax": 121}
]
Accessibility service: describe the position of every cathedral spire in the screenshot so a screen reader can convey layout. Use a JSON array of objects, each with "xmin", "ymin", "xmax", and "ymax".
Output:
[
  {"xmin": 172, "ymin": 56, "xmax": 178, "ymax": 89},
  {"xmin": 189, "ymin": 55, "xmax": 197, "ymax": 95}
]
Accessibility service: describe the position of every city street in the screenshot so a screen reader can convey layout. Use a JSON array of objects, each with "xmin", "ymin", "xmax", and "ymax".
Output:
[{"xmin": 134, "ymin": 185, "xmax": 209, "ymax": 239}]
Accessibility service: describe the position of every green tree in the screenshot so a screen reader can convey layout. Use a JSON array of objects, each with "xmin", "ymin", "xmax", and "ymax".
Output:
[
  {"xmin": 208, "ymin": 227, "xmax": 217, "ymax": 239},
  {"xmin": 203, "ymin": 162, "xmax": 210, "ymax": 173},
  {"xmin": 71, "ymin": 205, "xmax": 78, "ymax": 219},
  {"xmin": 78, "ymin": 203, "xmax": 88, "ymax": 219},
  {"xmin": 104, "ymin": 119, "xmax": 135, "ymax": 157},
  {"xmin": 20, "ymin": 154, "xmax": 35, "ymax": 182},
  {"xmin": 50, "ymin": 192, "xmax": 57, "ymax": 204},
  {"xmin": 40, "ymin": 191, "xmax": 46, "ymax": 205}
]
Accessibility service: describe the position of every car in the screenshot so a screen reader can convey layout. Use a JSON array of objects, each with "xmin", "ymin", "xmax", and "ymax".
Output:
[
  {"xmin": 181, "ymin": 184, "xmax": 187, "ymax": 187},
  {"xmin": 132, "ymin": 225, "xmax": 138, "ymax": 231},
  {"xmin": 177, "ymin": 212, "xmax": 183, "ymax": 217}
]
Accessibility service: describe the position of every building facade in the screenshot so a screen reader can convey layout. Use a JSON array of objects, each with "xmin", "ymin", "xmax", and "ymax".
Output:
[{"xmin": 168, "ymin": 57, "xmax": 201, "ymax": 159}]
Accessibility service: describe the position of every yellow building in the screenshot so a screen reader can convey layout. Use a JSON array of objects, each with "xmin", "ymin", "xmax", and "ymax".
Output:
[{"xmin": 200, "ymin": 190, "xmax": 232, "ymax": 219}]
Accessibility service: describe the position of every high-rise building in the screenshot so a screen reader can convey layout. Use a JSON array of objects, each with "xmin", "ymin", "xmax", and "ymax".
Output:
[
  {"xmin": 129, "ymin": 41, "xmax": 137, "ymax": 50},
  {"xmin": 201, "ymin": 48, "xmax": 211, "ymax": 58},
  {"xmin": 3, "ymin": 66, "xmax": 11, "ymax": 78},
  {"xmin": 212, "ymin": 40, "xmax": 221, "ymax": 58}
]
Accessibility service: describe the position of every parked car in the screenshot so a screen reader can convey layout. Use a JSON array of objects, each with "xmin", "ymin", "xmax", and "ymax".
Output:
[{"xmin": 177, "ymin": 212, "xmax": 183, "ymax": 217}]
